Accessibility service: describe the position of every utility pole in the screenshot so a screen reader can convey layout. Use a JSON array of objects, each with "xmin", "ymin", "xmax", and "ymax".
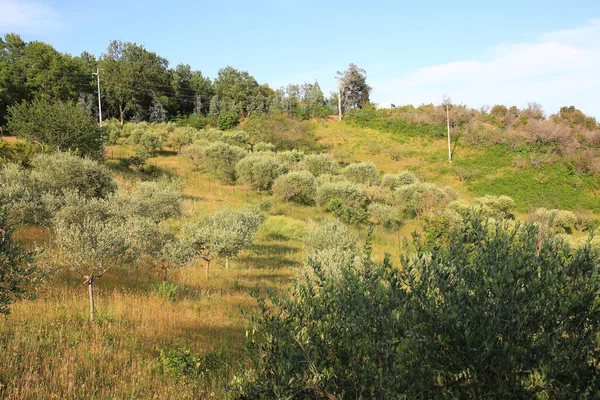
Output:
[
  {"xmin": 442, "ymin": 94, "xmax": 452, "ymax": 164},
  {"xmin": 446, "ymin": 103, "xmax": 451, "ymax": 164},
  {"xmin": 92, "ymin": 68, "xmax": 104, "ymax": 159},
  {"xmin": 337, "ymin": 80, "xmax": 342, "ymax": 121}
]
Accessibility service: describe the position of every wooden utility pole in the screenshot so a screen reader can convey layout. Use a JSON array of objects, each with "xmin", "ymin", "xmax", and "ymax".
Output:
[
  {"xmin": 337, "ymin": 80, "xmax": 342, "ymax": 121},
  {"xmin": 92, "ymin": 68, "xmax": 104, "ymax": 159}
]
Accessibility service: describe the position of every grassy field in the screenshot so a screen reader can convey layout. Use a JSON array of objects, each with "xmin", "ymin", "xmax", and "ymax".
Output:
[{"xmin": 1, "ymin": 120, "xmax": 598, "ymax": 398}]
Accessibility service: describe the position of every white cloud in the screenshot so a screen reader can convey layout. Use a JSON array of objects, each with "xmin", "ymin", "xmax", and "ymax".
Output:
[
  {"xmin": 0, "ymin": 0, "xmax": 62, "ymax": 33},
  {"xmin": 372, "ymin": 19, "xmax": 600, "ymax": 119}
]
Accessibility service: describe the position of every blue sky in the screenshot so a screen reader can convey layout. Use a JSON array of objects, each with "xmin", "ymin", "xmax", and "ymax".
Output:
[{"xmin": 1, "ymin": 0, "xmax": 599, "ymax": 118}]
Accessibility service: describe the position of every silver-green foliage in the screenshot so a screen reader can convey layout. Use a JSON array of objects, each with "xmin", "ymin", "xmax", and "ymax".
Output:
[
  {"xmin": 381, "ymin": 171, "xmax": 417, "ymax": 190},
  {"xmin": 299, "ymin": 153, "xmax": 337, "ymax": 177},
  {"xmin": 124, "ymin": 179, "xmax": 183, "ymax": 223},
  {"xmin": 236, "ymin": 153, "xmax": 282, "ymax": 191},
  {"xmin": 316, "ymin": 180, "xmax": 366, "ymax": 208},
  {"xmin": 31, "ymin": 152, "xmax": 117, "ymax": 199},
  {"xmin": 531, "ymin": 208, "xmax": 577, "ymax": 234},
  {"xmin": 394, "ymin": 181, "xmax": 458, "ymax": 217},
  {"xmin": 0, "ymin": 153, "xmax": 117, "ymax": 225},
  {"xmin": 201, "ymin": 141, "xmax": 247, "ymax": 182},
  {"xmin": 137, "ymin": 131, "xmax": 163, "ymax": 157},
  {"xmin": 276, "ymin": 150, "xmax": 305, "ymax": 173},
  {"xmin": 168, "ymin": 126, "xmax": 197, "ymax": 152},
  {"xmin": 304, "ymin": 219, "xmax": 358, "ymax": 278},
  {"xmin": 447, "ymin": 195, "xmax": 516, "ymax": 222},
  {"xmin": 368, "ymin": 203, "xmax": 403, "ymax": 231},
  {"xmin": 341, "ymin": 162, "xmax": 379, "ymax": 185},
  {"xmin": 272, "ymin": 171, "xmax": 316, "ymax": 204}
]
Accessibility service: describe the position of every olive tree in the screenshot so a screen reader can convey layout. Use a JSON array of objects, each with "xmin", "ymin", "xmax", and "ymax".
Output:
[
  {"xmin": 30, "ymin": 152, "xmax": 117, "ymax": 199},
  {"xmin": 125, "ymin": 179, "xmax": 183, "ymax": 223},
  {"xmin": 367, "ymin": 203, "xmax": 403, "ymax": 231},
  {"xmin": 341, "ymin": 162, "xmax": 379, "ymax": 185},
  {"xmin": 236, "ymin": 153, "xmax": 282, "ymax": 191},
  {"xmin": 299, "ymin": 153, "xmax": 337, "ymax": 176},
  {"xmin": 316, "ymin": 180, "xmax": 366, "ymax": 208},
  {"xmin": 54, "ymin": 213, "xmax": 138, "ymax": 321},
  {"xmin": 0, "ymin": 153, "xmax": 117, "ymax": 225},
  {"xmin": 137, "ymin": 131, "xmax": 163, "ymax": 157},
  {"xmin": 179, "ymin": 208, "xmax": 264, "ymax": 278},
  {"xmin": 181, "ymin": 142, "xmax": 205, "ymax": 172},
  {"xmin": 304, "ymin": 218, "xmax": 357, "ymax": 278},
  {"xmin": 202, "ymin": 141, "xmax": 247, "ymax": 183},
  {"xmin": 531, "ymin": 208, "xmax": 577, "ymax": 234},
  {"xmin": 394, "ymin": 181, "xmax": 457, "ymax": 217},
  {"xmin": 0, "ymin": 163, "xmax": 50, "ymax": 225},
  {"xmin": 169, "ymin": 126, "xmax": 196, "ymax": 152},
  {"xmin": 211, "ymin": 207, "xmax": 264, "ymax": 268},
  {"xmin": 0, "ymin": 206, "xmax": 35, "ymax": 315},
  {"xmin": 138, "ymin": 227, "xmax": 189, "ymax": 282},
  {"xmin": 272, "ymin": 171, "xmax": 316, "ymax": 204},
  {"xmin": 381, "ymin": 171, "xmax": 417, "ymax": 190}
]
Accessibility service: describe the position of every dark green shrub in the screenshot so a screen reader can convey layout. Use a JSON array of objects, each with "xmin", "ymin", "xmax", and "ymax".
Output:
[
  {"xmin": 6, "ymin": 99, "xmax": 103, "ymax": 158},
  {"xmin": 324, "ymin": 198, "xmax": 368, "ymax": 225},
  {"xmin": 234, "ymin": 216, "xmax": 600, "ymax": 399},
  {"xmin": 217, "ymin": 112, "xmax": 239, "ymax": 130},
  {"xmin": 159, "ymin": 346, "xmax": 226, "ymax": 379}
]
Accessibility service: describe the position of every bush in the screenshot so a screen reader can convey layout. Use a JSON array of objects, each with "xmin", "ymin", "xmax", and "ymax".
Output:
[
  {"xmin": 381, "ymin": 171, "xmax": 417, "ymax": 190},
  {"xmin": 367, "ymin": 203, "xmax": 403, "ymax": 231},
  {"xmin": 202, "ymin": 141, "xmax": 247, "ymax": 183},
  {"xmin": 254, "ymin": 142, "xmax": 276, "ymax": 152},
  {"xmin": 0, "ymin": 206, "xmax": 35, "ymax": 315},
  {"xmin": 30, "ymin": 152, "xmax": 117, "ymax": 199},
  {"xmin": 6, "ymin": 99, "xmax": 102, "ymax": 158},
  {"xmin": 272, "ymin": 171, "xmax": 316, "ymax": 204},
  {"xmin": 304, "ymin": 219, "xmax": 357, "ymax": 278},
  {"xmin": 168, "ymin": 126, "xmax": 197, "ymax": 152},
  {"xmin": 316, "ymin": 180, "xmax": 367, "ymax": 208},
  {"xmin": 159, "ymin": 346, "xmax": 226, "ymax": 379},
  {"xmin": 221, "ymin": 131, "xmax": 249, "ymax": 148},
  {"xmin": 259, "ymin": 216, "xmax": 308, "ymax": 241},
  {"xmin": 151, "ymin": 281, "xmax": 182, "ymax": 302},
  {"xmin": 394, "ymin": 181, "xmax": 457, "ymax": 217},
  {"xmin": 137, "ymin": 131, "xmax": 163, "ymax": 157},
  {"xmin": 236, "ymin": 153, "xmax": 282, "ymax": 191},
  {"xmin": 235, "ymin": 216, "xmax": 600, "ymax": 398},
  {"xmin": 276, "ymin": 150, "xmax": 305, "ymax": 173},
  {"xmin": 299, "ymin": 153, "xmax": 337, "ymax": 176},
  {"xmin": 124, "ymin": 179, "xmax": 183, "ymax": 223},
  {"xmin": 531, "ymin": 208, "xmax": 577, "ymax": 234},
  {"xmin": 341, "ymin": 162, "xmax": 379, "ymax": 185},
  {"xmin": 324, "ymin": 198, "xmax": 368, "ymax": 225},
  {"xmin": 217, "ymin": 112, "xmax": 239, "ymax": 130}
]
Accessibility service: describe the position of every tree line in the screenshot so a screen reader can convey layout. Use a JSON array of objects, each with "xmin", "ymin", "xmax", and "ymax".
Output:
[{"xmin": 0, "ymin": 33, "xmax": 371, "ymax": 129}]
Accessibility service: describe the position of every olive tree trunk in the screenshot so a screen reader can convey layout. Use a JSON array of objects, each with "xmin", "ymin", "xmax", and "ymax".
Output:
[{"xmin": 88, "ymin": 279, "xmax": 95, "ymax": 322}]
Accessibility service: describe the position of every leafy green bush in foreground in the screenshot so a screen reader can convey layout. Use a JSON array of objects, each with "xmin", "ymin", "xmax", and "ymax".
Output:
[{"xmin": 233, "ymin": 216, "xmax": 600, "ymax": 399}]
